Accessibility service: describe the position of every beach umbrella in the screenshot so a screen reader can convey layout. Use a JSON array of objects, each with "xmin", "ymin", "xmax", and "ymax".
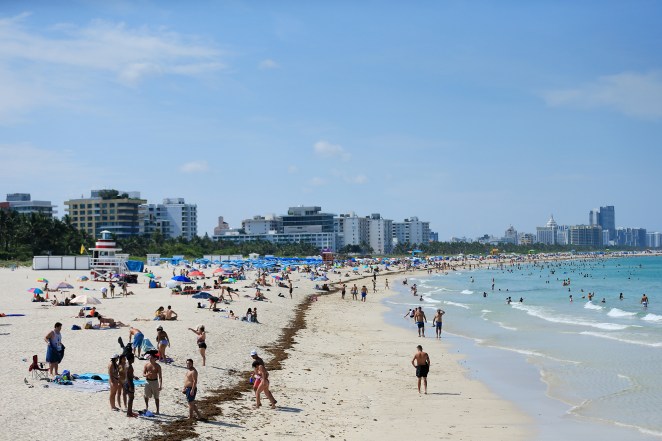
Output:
[
  {"xmin": 145, "ymin": 273, "xmax": 155, "ymax": 278},
  {"xmin": 77, "ymin": 276, "xmax": 89, "ymax": 281},
  {"xmin": 188, "ymin": 270, "xmax": 205, "ymax": 277},
  {"xmin": 70, "ymin": 295, "xmax": 101, "ymax": 305},
  {"xmin": 172, "ymin": 275, "xmax": 192, "ymax": 283},
  {"xmin": 165, "ymin": 280, "xmax": 181, "ymax": 289},
  {"xmin": 37, "ymin": 278, "xmax": 48, "ymax": 283},
  {"xmin": 28, "ymin": 288, "xmax": 44, "ymax": 295},
  {"xmin": 213, "ymin": 268, "xmax": 225, "ymax": 274},
  {"xmin": 56, "ymin": 282, "xmax": 74, "ymax": 290}
]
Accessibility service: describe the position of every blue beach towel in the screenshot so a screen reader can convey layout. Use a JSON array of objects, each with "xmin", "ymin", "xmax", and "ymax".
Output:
[{"xmin": 76, "ymin": 373, "xmax": 147, "ymax": 386}]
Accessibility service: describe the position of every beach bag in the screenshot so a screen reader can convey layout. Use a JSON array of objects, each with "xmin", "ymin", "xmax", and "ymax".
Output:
[{"xmin": 71, "ymin": 325, "xmax": 81, "ymax": 330}]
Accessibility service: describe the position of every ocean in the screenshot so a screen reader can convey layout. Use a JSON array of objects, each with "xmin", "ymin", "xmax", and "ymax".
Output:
[{"xmin": 385, "ymin": 256, "xmax": 662, "ymax": 440}]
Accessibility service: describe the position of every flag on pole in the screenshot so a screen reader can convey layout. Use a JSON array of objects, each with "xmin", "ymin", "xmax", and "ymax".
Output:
[{"xmin": 80, "ymin": 244, "xmax": 86, "ymax": 255}]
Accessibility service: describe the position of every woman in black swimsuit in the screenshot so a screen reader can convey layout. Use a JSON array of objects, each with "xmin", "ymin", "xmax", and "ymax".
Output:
[{"xmin": 189, "ymin": 325, "xmax": 207, "ymax": 366}]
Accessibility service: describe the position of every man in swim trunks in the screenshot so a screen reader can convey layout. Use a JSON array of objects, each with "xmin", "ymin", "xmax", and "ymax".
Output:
[
  {"xmin": 413, "ymin": 307, "xmax": 427, "ymax": 337},
  {"xmin": 182, "ymin": 358, "xmax": 204, "ymax": 420},
  {"xmin": 143, "ymin": 354, "xmax": 163, "ymax": 414},
  {"xmin": 351, "ymin": 284, "xmax": 358, "ymax": 300},
  {"xmin": 361, "ymin": 285, "xmax": 368, "ymax": 303},
  {"xmin": 165, "ymin": 306, "xmax": 178, "ymax": 320},
  {"xmin": 432, "ymin": 309, "xmax": 445, "ymax": 339},
  {"xmin": 129, "ymin": 327, "xmax": 144, "ymax": 358},
  {"xmin": 411, "ymin": 344, "xmax": 430, "ymax": 394}
]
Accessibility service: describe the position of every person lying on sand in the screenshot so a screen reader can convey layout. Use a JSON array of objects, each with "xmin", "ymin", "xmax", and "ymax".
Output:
[{"xmin": 98, "ymin": 315, "xmax": 128, "ymax": 328}]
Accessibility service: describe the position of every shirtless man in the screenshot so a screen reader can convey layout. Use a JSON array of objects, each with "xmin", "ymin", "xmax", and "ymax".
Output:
[
  {"xmin": 432, "ymin": 309, "xmax": 445, "ymax": 339},
  {"xmin": 128, "ymin": 327, "xmax": 144, "ymax": 358},
  {"xmin": 351, "ymin": 284, "xmax": 358, "ymax": 301},
  {"xmin": 413, "ymin": 307, "xmax": 427, "ymax": 337},
  {"xmin": 411, "ymin": 345, "xmax": 431, "ymax": 394},
  {"xmin": 182, "ymin": 359, "xmax": 204, "ymax": 420},
  {"xmin": 361, "ymin": 285, "xmax": 368, "ymax": 302},
  {"xmin": 143, "ymin": 354, "xmax": 163, "ymax": 414},
  {"xmin": 165, "ymin": 305, "xmax": 178, "ymax": 320}
]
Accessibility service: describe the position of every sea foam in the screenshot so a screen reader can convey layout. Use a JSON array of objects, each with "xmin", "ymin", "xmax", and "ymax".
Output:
[{"xmin": 607, "ymin": 308, "xmax": 637, "ymax": 318}]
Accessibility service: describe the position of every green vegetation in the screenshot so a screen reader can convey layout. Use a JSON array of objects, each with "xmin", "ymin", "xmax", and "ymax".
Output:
[
  {"xmin": 0, "ymin": 211, "xmax": 91, "ymax": 261},
  {"xmin": 0, "ymin": 210, "xmax": 645, "ymax": 262},
  {"xmin": 117, "ymin": 232, "xmax": 320, "ymax": 259}
]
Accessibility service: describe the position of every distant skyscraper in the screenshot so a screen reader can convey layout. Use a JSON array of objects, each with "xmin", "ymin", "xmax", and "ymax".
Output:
[
  {"xmin": 139, "ymin": 198, "xmax": 198, "ymax": 240},
  {"xmin": 536, "ymin": 215, "xmax": 558, "ymax": 245},
  {"xmin": 589, "ymin": 206, "xmax": 615, "ymax": 242},
  {"xmin": 569, "ymin": 225, "xmax": 603, "ymax": 247}
]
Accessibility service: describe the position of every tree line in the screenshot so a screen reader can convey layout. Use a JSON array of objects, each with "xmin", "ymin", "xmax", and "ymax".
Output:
[{"xmin": 0, "ymin": 211, "xmax": 644, "ymax": 263}]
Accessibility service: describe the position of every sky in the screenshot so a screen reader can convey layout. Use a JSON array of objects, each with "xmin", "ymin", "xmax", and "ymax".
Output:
[{"xmin": 1, "ymin": 1, "xmax": 661, "ymax": 238}]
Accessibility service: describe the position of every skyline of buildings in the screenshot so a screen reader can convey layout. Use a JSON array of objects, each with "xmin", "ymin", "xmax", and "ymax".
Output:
[{"xmin": 2, "ymin": 191, "xmax": 661, "ymax": 251}]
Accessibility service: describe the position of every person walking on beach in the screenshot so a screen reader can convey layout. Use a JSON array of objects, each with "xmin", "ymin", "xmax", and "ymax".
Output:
[
  {"xmin": 432, "ymin": 309, "xmax": 445, "ymax": 339},
  {"xmin": 250, "ymin": 350, "xmax": 277, "ymax": 405},
  {"xmin": 385, "ymin": 278, "xmax": 389, "ymax": 289},
  {"xmin": 182, "ymin": 359, "xmax": 204, "ymax": 420},
  {"xmin": 129, "ymin": 327, "xmax": 144, "ymax": 358},
  {"xmin": 143, "ymin": 354, "xmax": 163, "ymax": 414},
  {"xmin": 289, "ymin": 280, "xmax": 293, "ymax": 299},
  {"xmin": 189, "ymin": 325, "xmax": 207, "ymax": 366},
  {"xmin": 156, "ymin": 326, "xmax": 170, "ymax": 362},
  {"xmin": 361, "ymin": 285, "xmax": 368, "ymax": 302},
  {"xmin": 351, "ymin": 284, "xmax": 358, "ymax": 300},
  {"xmin": 413, "ymin": 307, "xmax": 427, "ymax": 337},
  {"xmin": 44, "ymin": 322, "xmax": 64, "ymax": 377},
  {"xmin": 108, "ymin": 354, "xmax": 121, "ymax": 411},
  {"xmin": 412, "ymin": 345, "xmax": 430, "ymax": 394},
  {"xmin": 341, "ymin": 283, "xmax": 346, "ymax": 300},
  {"xmin": 252, "ymin": 360, "xmax": 277, "ymax": 408}
]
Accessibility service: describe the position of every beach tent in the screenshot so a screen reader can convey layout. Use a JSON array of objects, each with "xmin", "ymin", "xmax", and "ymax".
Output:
[
  {"xmin": 56, "ymin": 282, "xmax": 74, "ymax": 290},
  {"xmin": 172, "ymin": 275, "xmax": 192, "ymax": 283}
]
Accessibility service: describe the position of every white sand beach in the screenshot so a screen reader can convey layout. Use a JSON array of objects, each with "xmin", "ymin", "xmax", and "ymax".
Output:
[{"xmin": 0, "ymin": 263, "xmax": 531, "ymax": 440}]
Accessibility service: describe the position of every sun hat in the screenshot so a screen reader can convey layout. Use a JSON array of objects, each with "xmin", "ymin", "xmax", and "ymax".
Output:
[{"xmin": 250, "ymin": 350, "xmax": 258, "ymax": 356}]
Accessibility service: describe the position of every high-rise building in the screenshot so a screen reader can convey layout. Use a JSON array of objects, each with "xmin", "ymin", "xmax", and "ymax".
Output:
[
  {"xmin": 65, "ymin": 190, "xmax": 146, "ymax": 238},
  {"xmin": 139, "ymin": 198, "xmax": 198, "ymax": 240},
  {"xmin": 392, "ymin": 216, "xmax": 430, "ymax": 245},
  {"xmin": 569, "ymin": 225, "xmax": 603, "ymax": 247},
  {"xmin": 4, "ymin": 193, "xmax": 57, "ymax": 217},
  {"xmin": 367, "ymin": 213, "xmax": 393, "ymax": 254},
  {"xmin": 282, "ymin": 206, "xmax": 334, "ymax": 234},
  {"xmin": 590, "ymin": 206, "xmax": 616, "ymax": 242},
  {"xmin": 615, "ymin": 228, "xmax": 647, "ymax": 248},
  {"xmin": 503, "ymin": 225, "xmax": 518, "ymax": 244},
  {"xmin": 242, "ymin": 215, "xmax": 282, "ymax": 235},
  {"xmin": 536, "ymin": 215, "xmax": 558, "ymax": 245},
  {"xmin": 647, "ymin": 232, "xmax": 662, "ymax": 248},
  {"xmin": 334, "ymin": 212, "xmax": 370, "ymax": 250}
]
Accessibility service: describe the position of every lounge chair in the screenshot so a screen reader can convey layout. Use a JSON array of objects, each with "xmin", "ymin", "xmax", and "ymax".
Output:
[{"xmin": 29, "ymin": 354, "xmax": 49, "ymax": 380}]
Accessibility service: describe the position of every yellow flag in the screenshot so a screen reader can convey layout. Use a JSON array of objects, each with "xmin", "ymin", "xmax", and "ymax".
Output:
[{"xmin": 80, "ymin": 244, "xmax": 86, "ymax": 255}]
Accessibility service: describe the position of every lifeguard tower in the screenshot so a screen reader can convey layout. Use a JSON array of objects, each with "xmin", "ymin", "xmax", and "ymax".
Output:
[
  {"xmin": 89, "ymin": 230, "xmax": 130, "ymax": 281},
  {"xmin": 321, "ymin": 249, "xmax": 334, "ymax": 268}
]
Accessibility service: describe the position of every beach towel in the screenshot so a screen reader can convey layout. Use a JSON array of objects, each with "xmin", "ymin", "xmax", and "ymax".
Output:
[
  {"xmin": 0, "ymin": 314, "xmax": 25, "ymax": 317},
  {"xmin": 76, "ymin": 373, "xmax": 147, "ymax": 386},
  {"xmin": 51, "ymin": 380, "xmax": 109, "ymax": 393}
]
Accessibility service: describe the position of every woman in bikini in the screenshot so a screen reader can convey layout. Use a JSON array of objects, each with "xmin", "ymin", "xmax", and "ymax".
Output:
[
  {"xmin": 108, "ymin": 354, "xmax": 121, "ymax": 411},
  {"xmin": 116, "ymin": 355, "xmax": 128, "ymax": 409},
  {"xmin": 156, "ymin": 326, "xmax": 170, "ymax": 362},
  {"xmin": 188, "ymin": 325, "xmax": 207, "ymax": 366},
  {"xmin": 252, "ymin": 360, "xmax": 277, "ymax": 408}
]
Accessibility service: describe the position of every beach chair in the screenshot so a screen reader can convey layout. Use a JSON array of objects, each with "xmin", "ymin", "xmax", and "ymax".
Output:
[{"xmin": 29, "ymin": 355, "xmax": 49, "ymax": 380}]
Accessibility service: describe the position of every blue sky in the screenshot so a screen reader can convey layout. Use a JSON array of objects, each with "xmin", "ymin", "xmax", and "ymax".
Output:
[{"xmin": 1, "ymin": 1, "xmax": 661, "ymax": 238}]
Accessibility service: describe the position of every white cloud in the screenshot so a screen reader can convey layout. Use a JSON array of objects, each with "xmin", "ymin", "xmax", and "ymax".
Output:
[
  {"xmin": 310, "ymin": 177, "xmax": 326, "ymax": 186},
  {"xmin": 180, "ymin": 161, "xmax": 209, "ymax": 173},
  {"xmin": 287, "ymin": 165, "xmax": 298, "ymax": 174},
  {"xmin": 0, "ymin": 13, "xmax": 225, "ymax": 119},
  {"xmin": 346, "ymin": 174, "xmax": 368, "ymax": 184},
  {"xmin": 313, "ymin": 140, "xmax": 351, "ymax": 161},
  {"xmin": 542, "ymin": 71, "xmax": 662, "ymax": 120},
  {"xmin": 259, "ymin": 59, "xmax": 279, "ymax": 69}
]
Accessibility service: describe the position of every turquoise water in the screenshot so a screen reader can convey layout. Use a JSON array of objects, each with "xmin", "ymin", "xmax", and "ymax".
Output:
[{"xmin": 386, "ymin": 256, "xmax": 662, "ymax": 440}]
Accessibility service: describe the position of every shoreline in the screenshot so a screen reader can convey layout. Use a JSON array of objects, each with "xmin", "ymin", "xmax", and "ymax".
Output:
[{"xmin": 199, "ymin": 269, "xmax": 533, "ymax": 440}]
